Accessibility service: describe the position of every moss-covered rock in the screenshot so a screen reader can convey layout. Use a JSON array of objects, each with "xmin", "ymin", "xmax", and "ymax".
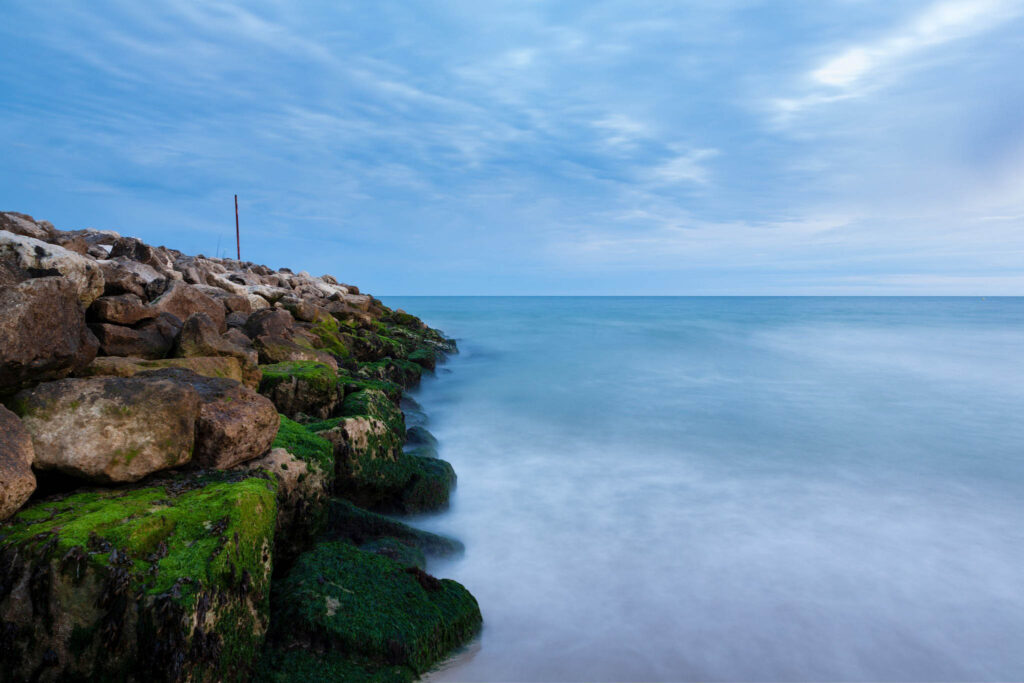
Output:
[
  {"xmin": 269, "ymin": 541, "xmax": 480, "ymax": 676},
  {"xmin": 258, "ymin": 361, "xmax": 342, "ymax": 419},
  {"xmin": 325, "ymin": 498, "xmax": 463, "ymax": 557},
  {"xmin": 0, "ymin": 471, "xmax": 277, "ymax": 682},
  {"xmin": 359, "ymin": 537, "xmax": 426, "ymax": 570},
  {"xmin": 257, "ymin": 646, "xmax": 415, "ymax": 683},
  {"xmin": 357, "ymin": 358, "xmax": 424, "ymax": 390}
]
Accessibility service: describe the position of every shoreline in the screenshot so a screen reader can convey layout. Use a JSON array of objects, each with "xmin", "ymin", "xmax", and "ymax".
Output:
[{"xmin": 0, "ymin": 210, "xmax": 481, "ymax": 682}]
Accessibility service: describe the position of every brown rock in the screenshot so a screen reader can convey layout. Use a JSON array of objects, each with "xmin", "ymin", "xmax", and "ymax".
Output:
[
  {"xmin": 253, "ymin": 334, "xmax": 339, "ymax": 370},
  {"xmin": 89, "ymin": 312, "xmax": 182, "ymax": 359},
  {"xmin": 13, "ymin": 375, "xmax": 202, "ymax": 483},
  {"xmin": 0, "ymin": 405, "xmax": 36, "ymax": 521},
  {"xmin": 139, "ymin": 368, "xmax": 278, "ymax": 469},
  {"xmin": 76, "ymin": 355, "xmax": 248, "ymax": 385},
  {"xmin": 96, "ymin": 257, "xmax": 163, "ymax": 298},
  {"xmin": 149, "ymin": 281, "xmax": 226, "ymax": 332},
  {"xmin": 279, "ymin": 295, "xmax": 331, "ymax": 323},
  {"xmin": 0, "ymin": 277, "xmax": 99, "ymax": 393},
  {"xmin": 243, "ymin": 308, "xmax": 294, "ymax": 339},
  {"xmin": 0, "ymin": 212, "xmax": 54, "ymax": 240},
  {"xmin": 88, "ymin": 293, "xmax": 156, "ymax": 325}
]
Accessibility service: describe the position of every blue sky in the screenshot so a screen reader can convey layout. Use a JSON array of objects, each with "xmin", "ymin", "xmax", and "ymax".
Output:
[{"xmin": 2, "ymin": 1, "xmax": 1023, "ymax": 294}]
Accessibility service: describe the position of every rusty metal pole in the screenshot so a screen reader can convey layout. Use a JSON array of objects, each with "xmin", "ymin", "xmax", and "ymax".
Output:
[{"xmin": 234, "ymin": 194, "xmax": 241, "ymax": 261}]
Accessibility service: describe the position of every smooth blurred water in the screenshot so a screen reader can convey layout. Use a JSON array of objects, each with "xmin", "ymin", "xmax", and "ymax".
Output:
[{"xmin": 381, "ymin": 297, "xmax": 1024, "ymax": 682}]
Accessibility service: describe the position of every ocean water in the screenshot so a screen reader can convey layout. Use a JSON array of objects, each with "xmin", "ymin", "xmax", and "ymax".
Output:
[{"xmin": 381, "ymin": 297, "xmax": 1024, "ymax": 682}]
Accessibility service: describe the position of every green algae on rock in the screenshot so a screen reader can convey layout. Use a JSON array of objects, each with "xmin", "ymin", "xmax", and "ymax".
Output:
[
  {"xmin": 325, "ymin": 498, "xmax": 464, "ymax": 557},
  {"xmin": 258, "ymin": 360, "xmax": 342, "ymax": 419},
  {"xmin": 257, "ymin": 646, "xmax": 415, "ymax": 683},
  {"xmin": 0, "ymin": 471, "xmax": 277, "ymax": 683},
  {"xmin": 269, "ymin": 541, "xmax": 481, "ymax": 676}
]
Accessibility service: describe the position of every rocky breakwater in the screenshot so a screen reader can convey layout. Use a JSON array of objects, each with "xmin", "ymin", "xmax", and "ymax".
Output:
[{"xmin": 0, "ymin": 211, "xmax": 479, "ymax": 682}]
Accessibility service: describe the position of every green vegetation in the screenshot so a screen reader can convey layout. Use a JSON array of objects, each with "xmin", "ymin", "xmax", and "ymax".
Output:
[
  {"xmin": 258, "ymin": 361, "xmax": 338, "ymax": 394},
  {"xmin": 271, "ymin": 415, "xmax": 333, "ymax": 475},
  {"xmin": 270, "ymin": 541, "xmax": 481, "ymax": 675}
]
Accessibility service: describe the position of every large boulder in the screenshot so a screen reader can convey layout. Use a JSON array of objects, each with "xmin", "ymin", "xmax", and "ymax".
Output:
[
  {"xmin": 0, "ymin": 277, "xmax": 99, "ymax": 393},
  {"xmin": 0, "ymin": 230, "xmax": 104, "ymax": 305},
  {"xmin": 149, "ymin": 281, "xmax": 226, "ymax": 332},
  {"xmin": 138, "ymin": 368, "xmax": 278, "ymax": 470},
  {"xmin": 0, "ymin": 471, "xmax": 277, "ymax": 683},
  {"xmin": 243, "ymin": 308, "xmax": 294, "ymax": 339},
  {"xmin": 11, "ymin": 375, "xmax": 202, "ymax": 483},
  {"xmin": 0, "ymin": 406, "xmax": 35, "ymax": 521},
  {"xmin": 267, "ymin": 541, "xmax": 481, "ymax": 678},
  {"xmin": 108, "ymin": 236, "xmax": 178, "ymax": 280}
]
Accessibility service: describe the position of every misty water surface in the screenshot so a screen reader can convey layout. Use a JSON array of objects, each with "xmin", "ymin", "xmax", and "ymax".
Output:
[{"xmin": 382, "ymin": 296, "xmax": 1024, "ymax": 682}]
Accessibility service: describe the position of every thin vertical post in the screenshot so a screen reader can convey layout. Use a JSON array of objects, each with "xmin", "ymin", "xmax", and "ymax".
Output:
[{"xmin": 234, "ymin": 194, "xmax": 241, "ymax": 261}]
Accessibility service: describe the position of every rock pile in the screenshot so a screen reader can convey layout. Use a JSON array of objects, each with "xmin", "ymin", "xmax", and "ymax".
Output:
[{"xmin": 0, "ymin": 211, "xmax": 478, "ymax": 682}]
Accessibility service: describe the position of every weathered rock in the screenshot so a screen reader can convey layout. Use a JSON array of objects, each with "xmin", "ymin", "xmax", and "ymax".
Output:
[
  {"xmin": 88, "ymin": 293, "xmax": 156, "ymax": 325},
  {"xmin": 0, "ymin": 471, "xmax": 277, "ymax": 683},
  {"xmin": 246, "ymin": 293, "xmax": 271, "ymax": 311},
  {"xmin": 307, "ymin": 390, "xmax": 453, "ymax": 513},
  {"xmin": 253, "ymin": 334, "xmax": 339, "ymax": 370},
  {"xmin": 0, "ymin": 277, "xmax": 99, "ymax": 393},
  {"xmin": 11, "ymin": 374, "xmax": 201, "ymax": 483},
  {"xmin": 243, "ymin": 308, "xmax": 294, "ymax": 339},
  {"xmin": 96, "ymin": 257, "xmax": 163, "ymax": 298},
  {"xmin": 324, "ymin": 497, "xmax": 464, "ymax": 556},
  {"xmin": 76, "ymin": 355, "xmax": 248, "ymax": 386},
  {"xmin": 245, "ymin": 284, "xmax": 290, "ymax": 303},
  {"xmin": 225, "ymin": 310, "xmax": 250, "ymax": 330},
  {"xmin": 0, "ymin": 230, "xmax": 105, "ymax": 304},
  {"xmin": 257, "ymin": 361, "xmax": 342, "ymax": 419},
  {"xmin": 268, "ymin": 541, "xmax": 480, "ymax": 677},
  {"xmin": 139, "ymin": 368, "xmax": 278, "ymax": 470},
  {"xmin": 149, "ymin": 281, "xmax": 226, "ymax": 332},
  {"xmin": 0, "ymin": 212, "xmax": 54, "ymax": 240},
  {"xmin": 278, "ymin": 296, "xmax": 330, "ymax": 323},
  {"xmin": 242, "ymin": 441, "xmax": 330, "ymax": 564},
  {"xmin": 174, "ymin": 313, "xmax": 258, "ymax": 368},
  {"xmin": 108, "ymin": 236, "xmax": 178, "ymax": 279},
  {"xmin": 0, "ymin": 405, "xmax": 35, "ymax": 521},
  {"xmin": 89, "ymin": 312, "xmax": 182, "ymax": 360}
]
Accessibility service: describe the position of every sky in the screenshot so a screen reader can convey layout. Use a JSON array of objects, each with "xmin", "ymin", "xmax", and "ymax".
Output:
[{"xmin": 2, "ymin": 1, "xmax": 1023, "ymax": 295}]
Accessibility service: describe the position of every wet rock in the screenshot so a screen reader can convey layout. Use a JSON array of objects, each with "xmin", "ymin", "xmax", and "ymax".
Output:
[
  {"xmin": 268, "ymin": 541, "xmax": 480, "ymax": 677},
  {"xmin": 0, "ymin": 471, "xmax": 277, "ymax": 682},
  {"xmin": 0, "ymin": 230, "xmax": 105, "ymax": 305},
  {"xmin": 0, "ymin": 405, "xmax": 35, "ymax": 521},
  {"xmin": 12, "ymin": 374, "xmax": 201, "ymax": 483},
  {"xmin": 149, "ymin": 281, "xmax": 226, "ymax": 332},
  {"xmin": 0, "ymin": 277, "xmax": 99, "ymax": 393}
]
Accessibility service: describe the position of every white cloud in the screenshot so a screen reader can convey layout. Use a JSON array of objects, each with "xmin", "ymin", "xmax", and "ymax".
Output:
[
  {"xmin": 777, "ymin": 0, "xmax": 1024, "ymax": 118},
  {"xmin": 647, "ymin": 148, "xmax": 719, "ymax": 185}
]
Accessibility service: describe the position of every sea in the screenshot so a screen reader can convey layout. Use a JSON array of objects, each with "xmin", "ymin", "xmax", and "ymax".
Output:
[{"xmin": 380, "ymin": 296, "xmax": 1024, "ymax": 682}]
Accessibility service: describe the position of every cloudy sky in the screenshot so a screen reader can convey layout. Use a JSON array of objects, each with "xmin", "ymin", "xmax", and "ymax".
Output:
[{"xmin": 2, "ymin": 1, "xmax": 1023, "ymax": 294}]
